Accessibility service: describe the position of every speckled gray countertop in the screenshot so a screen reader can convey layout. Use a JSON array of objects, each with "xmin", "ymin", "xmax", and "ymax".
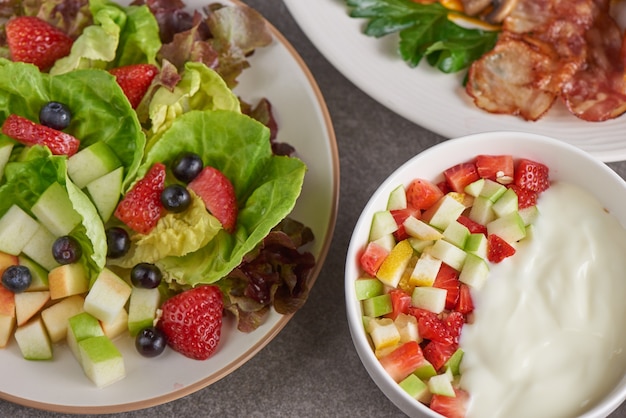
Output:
[{"xmin": 2, "ymin": 1, "xmax": 626, "ymax": 417}]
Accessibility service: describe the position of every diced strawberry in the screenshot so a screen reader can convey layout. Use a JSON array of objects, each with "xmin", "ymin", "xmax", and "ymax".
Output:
[
  {"xmin": 455, "ymin": 283, "xmax": 474, "ymax": 315},
  {"xmin": 360, "ymin": 242, "xmax": 389, "ymax": 276},
  {"xmin": 437, "ymin": 180, "xmax": 451, "ymax": 195},
  {"xmin": 188, "ymin": 166, "xmax": 238, "ymax": 233},
  {"xmin": 406, "ymin": 178, "xmax": 444, "ymax": 210},
  {"xmin": 378, "ymin": 341, "xmax": 425, "ymax": 382},
  {"xmin": 443, "ymin": 311, "xmax": 465, "ymax": 344},
  {"xmin": 391, "ymin": 206, "xmax": 420, "ymax": 241},
  {"xmin": 1, "ymin": 114, "xmax": 79, "ymax": 156},
  {"xmin": 430, "ymin": 388, "xmax": 470, "ymax": 418},
  {"xmin": 443, "ymin": 162, "xmax": 480, "ymax": 193},
  {"xmin": 422, "ymin": 340, "xmax": 457, "ymax": 371},
  {"xmin": 415, "ymin": 310, "xmax": 453, "ymax": 345},
  {"xmin": 385, "ymin": 289, "xmax": 412, "ymax": 320},
  {"xmin": 514, "ymin": 158, "xmax": 550, "ymax": 193},
  {"xmin": 487, "ymin": 233, "xmax": 516, "ymax": 263},
  {"xmin": 157, "ymin": 285, "xmax": 223, "ymax": 360},
  {"xmin": 6, "ymin": 16, "xmax": 73, "ymax": 71},
  {"xmin": 457, "ymin": 214, "xmax": 487, "ymax": 235},
  {"xmin": 475, "ymin": 154, "xmax": 514, "ymax": 182},
  {"xmin": 109, "ymin": 64, "xmax": 159, "ymax": 109},
  {"xmin": 433, "ymin": 263, "xmax": 460, "ymax": 310},
  {"xmin": 508, "ymin": 184, "xmax": 538, "ymax": 209},
  {"xmin": 114, "ymin": 163, "xmax": 166, "ymax": 234}
]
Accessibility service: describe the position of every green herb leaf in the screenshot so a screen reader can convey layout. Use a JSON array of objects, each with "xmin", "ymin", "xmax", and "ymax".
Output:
[{"xmin": 346, "ymin": 0, "xmax": 499, "ymax": 73}]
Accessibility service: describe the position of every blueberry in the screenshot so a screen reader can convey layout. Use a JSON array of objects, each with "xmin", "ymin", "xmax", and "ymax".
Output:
[
  {"xmin": 160, "ymin": 184, "xmax": 191, "ymax": 213},
  {"xmin": 130, "ymin": 263, "xmax": 162, "ymax": 289},
  {"xmin": 39, "ymin": 101, "xmax": 72, "ymax": 130},
  {"xmin": 52, "ymin": 236, "xmax": 82, "ymax": 265},
  {"xmin": 106, "ymin": 227, "xmax": 131, "ymax": 258},
  {"xmin": 2, "ymin": 265, "xmax": 32, "ymax": 293},
  {"xmin": 171, "ymin": 152, "xmax": 203, "ymax": 183},
  {"xmin": 135, "ymin": 326, "xmax": 167, "ymax": 357}
]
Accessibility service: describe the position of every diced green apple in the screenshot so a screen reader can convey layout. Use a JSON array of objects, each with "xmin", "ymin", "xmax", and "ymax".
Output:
[
  {"xmin": 468, "ymin": 195, "xmax": 496, "ymax": 226},
  {"xmin": 67, "ymin": 142, "xmax": 122, "ymax": 189},
  {"xmin": 413, "ymin": 361, "xmax": 438, "ymax": 380},
  {"xmin": 399, "ymin": 374, "xmax": 429, "ymax": 401},
  {"xmin": 411, "ymin": 286, "xmax": 447, "ymax": 314},
  {"xmin": 487, "ymin": 211, "xmax": 526, "ymax": 244},
  {"xmin": 519, "ymin": 205, "xmax": 539, "ymax": 226},
  {"xmin": 14, "ymin": 316, "xmax": 53, "ymax": 360},
  {"xmin": 479, "ymin": 179, "xmax": 507, "ymax": 202},
  {"xmin": 463, "ymin": 178, "xmax": 484, "ymax": 197},
  {"xmin": 367, "ymin": 317, "xmax": 401, "ymax": 351},
  {"xmin": 41, "ymin": 294, "xmax": 85, "ymax": 343},
  {"xmin": 362, "ymin": 294, "xmax": 393, "ymax": 318},
  {"xmin": 84, "ymin": 268, "xmax": 132, "ymax": 323},
  {"xmin": 428, "ymin": 372, "xmax": 455, "ymax": 397},
  {"xmin": 410, "ymin": 252, "xmax": 442, "ymax": 287},
  {"xmin": 355, "ymin": 278, "xmax": 385, "ymax": 301},
  {"xmin": 128, "ymin": 287, "xmax": 161, "ymax": 337},
  {"xmin": 85, "ymin": 166, "xmax": 123, "ymax": 222},
  {"xmin": 444, "ymin": 348, "xmax": 464, "ymax": 376},
  {"xmin": 427, "ymin": 239, "xmax": 467, "ymax": 271},
  {"xmin": 407, "ymin": 237, "xmax": 434, "ymax": 254},
  {"xmin": 21, "ymin": 224, "xmax": 60, "ymax": 271},
  {"xmin": 404, "ymin": 216, "xmax": 443, "ymax": 241},
  {"xmin": 422, "ymin": 194, "xmax": 466, "ymax": 230},
  {"xmin": 0, "ymin": 141, "xmax": 14, "ymax": 182},
  {"xmin": 78, "ymin": 336, "xmax": 125, "ymax": 387},
  {"xmin": 19, "ymin": 256, "xmax": 50, "ymax": 291},
  {"xmin": 15, "ymin": 291, "xmax": 50, "ymax": 327},
  {"xmin": 0, "ymin": 205, "xmax": 40, "ymax": 255},
  {"xmin": 459, "ymin": 252, "xmax": 490, "ymax": 289},
  {"xmin": 492, "ymin": 187, "xmax": 518, "ymax": 217},
  {"xmin": 464, "ymin": 233, "xmax": 488, "ymax": 259},
  {"xmin": 31, "ymin": 182, "xmax": 82, "ymax": 236},
  {"xmin": 48, "ymin": 263, "xmax": 88, "ymax": 300},
  {"xmin": 442, "ymin": 221, "xmax": 470, "ymax": 249},
  {"xmin": 387, "ymin": 184, "xmax": 407, "ymax": 210},
  {"xmin": 369, "ymin": 210, "xmax": 398, "ymax": 242},
  {"xmin": 376, "ymin": 240, "xmax": 413, "ymax": 288},
  {"xmin": 67, "ymin": 312, "xmax": 104, "ymax": 362}
]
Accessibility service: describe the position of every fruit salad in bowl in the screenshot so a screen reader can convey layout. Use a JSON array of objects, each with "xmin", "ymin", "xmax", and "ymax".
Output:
[{"xmin": 345, "ymin": 131, "xmax": 626, "ymax": 418}]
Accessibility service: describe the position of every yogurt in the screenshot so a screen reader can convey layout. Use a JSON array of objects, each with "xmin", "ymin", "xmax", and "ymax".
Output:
[{"xmin": 460, "ymin": 182, "xmax": 626, "ymax": 417}]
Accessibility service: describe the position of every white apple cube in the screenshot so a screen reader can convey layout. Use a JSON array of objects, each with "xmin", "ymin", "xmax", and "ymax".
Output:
[
  {"xmin": 128, "ymin": 287, "xmax": 161, "ymax": 336},
  {"xmin": 410, "ymin": 252, "xmax": 442, "ymax": 287},
  {"xmin": 411, "ymin": 286, "xmax": 447, "ymax": 314},
  {"xmin": 369, "ymin": 210, "xmax": 398, "ymax": 242},
  {"xmin": 15, "ymin": 291, "xmax": 50, "ymax": 326},
  {"xmin": 459, "ymin": 252, "xmax": 490, "ymax": 289},
  {"xmin": 41, "ymin": 294, "xmax": 85, "ymax": 343},
  {"xmin": 487, "ymin": 211, "xmax": 526, "ymax": 244},
  {"xmin": 387, "ymin": 184, "xmax": 407, "ymax": 210},
  {"xmin": 372, "ymin": 233, "xmax": 396, "ymax": 252},
  {"xmin": 407, "ymin": 237, "xmax": 434, "ymax": 254},
  {"xmin": 21, "ymin": 224, "xmax": 60, "ymax": 271},
  {"xmin": 519, "ymin": 205, "xmax": 539, "ymax": 226},
  {"xmin": 0, "ymin": 205, "xmax": 40, "ymax": 255},
  {"xmin": 14, "ymin": 316, "xmax": 53, "ymax": 360},
  {"xmin": 468, "ymin": 195, "xmax": 496, "ymax": 226},
  {"xmin": 85, "ymin": 166, "xmax": 123, "ymax": 222},
  {"xmin": 479, "ymin": 179, "xmax": 507, "ymax": 202},
  {"xmin": 48, "ymin": 263, "xmax": 88, "ymax": 300},
  {"xmin": 428, "ymin": 239, "xmax": 467, "ymax": 271},
  {"xmin": 428, "ymin": 372, "xmax": 456, "ymax": 397},
  {"xmin": 0, "ymin": 314, "xmax": 15, "ymax": 348},
  {"xmin": 376, "ymin": 240, "xmax": 414, "ymax": 288},
  {"xmin": 78, "ymin": 336, "xmax": 125, "ymax": 387},
  {"xmin": 67, "ymin": 141, "xmax": 122, "ymax": 189},
  {"xmin": 442, "ymin": 220, "xmax": 470, "ymax": 249},
  {"xmin": 404, "ymin": 216, "xmax": 443, "ymax": 241},
  {"xmin": 100, "ymin": 308, "xmax": 129, "ymax": 340},
  {"xmin": 67, "ymin": 312, "xmax": 104, "ymax": 362},
  {"xmin": 422, "ymin": 194, "xmax": 466, "ymax": 231},
  {"xmin": 492, "ymin": 187, "xmax": 518, "ymax": 217},
  {"xmin": 31, "ymin": 182, "xmax": 82, "ymax": 237},
  {"xmin": 464, "ymin": 178, "xmax": 484, "ymax": 197},
  {"xmin": 84, "ymin": 268, "xmax": 132, "ymax": 323}
]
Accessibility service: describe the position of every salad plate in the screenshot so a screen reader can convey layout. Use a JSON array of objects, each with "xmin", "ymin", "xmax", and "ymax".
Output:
[
  {"xmin": 283, "ymin": 0, "xmax": 626, "ymax": 163},
  {"xmin": 0, "ymin": 0, "xmax": 338, "ymax": 413}
]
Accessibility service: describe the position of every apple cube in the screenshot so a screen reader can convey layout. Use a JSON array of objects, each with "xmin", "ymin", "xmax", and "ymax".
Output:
[
  {"xmin": 442, "ymin": 220, "xmax": 470, "ymax": 249},
  {"xmin": 463, "ymin": 178, "xmax": 484, "ymax": 197},
  {"xmin": 19, "ymin": 256, "xmax": 49, "ymax": 291},
  {"xmin": 394, "ymin": 313, "xmax": 420, "ymax": 343},
  {"xmin": 15, "ymin": 291, "xmax": 50, "ymax": 326},
  {"xmin": 67, "ymin": 312, "xmax": 104, "ymax": 362},
  {"xmin": 14, "ymin": 316, "xmax": 53, "ymax": 360},
  {"xmin": 444, "ymin": 348, "xmax": 464, "ymax": 376},
  {"xmin": 78, "ymin": 336, "xmax": 125, "ymax": 387},
  {"xmin": 410, "ymin": 252, "xmax": 442, "ymax": 287},
  {"xmin": 407, "ymin": 237, "xmax": 434, "ymax": 254},
  {"xmin": 31, "ymin": 182, "xmax": 82, "ymax": 237},
  {"xmin": 404, "ymin": 216, "xmax": 443, "ymax": 241},
  {"xmin": 487, "ymin": 211, "xmax": 526, "ymax": 244},
  {"xmin": 479, "ymin": 179, "xmax": 507, "ymax": 202},
  {"xmin": 85, "ymin": 166, "xmax": 124, "ymax": 222},
  {"xmin": 459, "ymin": 252, "xmax": 490, "ymax": 289},
  {"xmin": 355, "ymin": 278, "xmax": 385, "ymax": 301},
  {"xmin": 376, "ymin": 240, "xmax": 414, "ymax": 287},
  {"xmin": 492, "ymin": 187, "xmax": 518, "ymax": 217},
  {"xmin": 386, "ymin": 184, "xmax": 407, "ymax": 210},
  {"xmin": 422, "ymin": 194, "xmax": 466, "ymax": 231},
  {"xmin": 369, "ymin": 210, "xmax": 398, "ymax": 242},
  {"xmin": 48, "ymin": 263, "xmax": 88, "ymax": 300},
  {"xmin": 427, "ymin": 239, "xmax": 467, "ymax": 271},
  {"xmin": 464, "ymin": 233, "xmax": 488, "ymax": 259},
  {"xmin": 21, "ymin": 224, "xmax": 60, "ymax": 271},
  {"xmin": 468, "ymin": 195, "xmax": 496, "ymax": 226},
  {"xmin": 414, "ymin": 360, "xmax": 438, "ymax": 380},
  {"xmin": 411, "ymin": 286, "xmax": 447, "ymax": 314},
  {"xmin": 128, "ymin": 287, "xmax": 161, "ymax": 336},
  {"xmin": 399, "ymin": 374, "xmax": 429, "ymax": 401},
  {"xmin": 0, "ymin": 314, "xmax": 15, "ymax": 348},
  {"xmin": 519, "ymin": 205, "xmax": 539, "ymax": 226},
  {"xmin": 100, "ymin": 308, "xmax": 129, "ymax": 340},
  {"xmin": 84, "ymin": 268, "xmax": 131, "ymax": 323},
  {"xmin": 0, "ymin": 205, "xmax": 40, "ymax": 255},
  {"xmin": 371, "ymin": 233, "xmax": 396, "ymax": 252},
  {"xmin": 41, "ymin": 294, "xmax": 85, "ymax": 343},
  {"xmin": 367, "ymin": 317, "xmax": 401, "ymax": 351},
  {"xmin": 67, "ymin": 141, "xmax": 122, "ymax": 189},
  {"xmin": 428, "ymin": 372, "xmax": 455, "ymax": 397},
  {"xmin": 362, "ymin": 294, "xmax": 393, "ymax": 318}
]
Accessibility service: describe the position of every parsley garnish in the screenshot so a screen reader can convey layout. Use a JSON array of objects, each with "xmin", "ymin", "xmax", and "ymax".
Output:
[{"xmin": 345, "ymin": 0, "xmax": 499, "ymax": 73}]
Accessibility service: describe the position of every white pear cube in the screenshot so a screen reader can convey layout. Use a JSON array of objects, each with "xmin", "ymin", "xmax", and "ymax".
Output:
[
  {"xmin": 367, "ymin": 317, "xmax": 401, "ymax": 351},
  {"xmin": 394, "ymin": 313, "xmax": 420, "ymax": 343},
  {"xmin": 78, "ymin": 336, "xmax": 125, "ymax": 387},
  {"xmin": 15, "ymin": 291, "xmax": 50, "ymax": 326},
  {"xmin": 404, "ymin": 216, "xmax": 443, "ymax": 241},
  {"xmin": 0, "ymin": 314, "xmax": 15, "ymax": 348},
  {"xmin": 67, "ymin": 312, "xmax": 104, "ymax": 362},
  {"xmin": 14, "ymin": 316, "xmax": 53, "ymax": 360},
  {"xmin": 428, "ymin": 239, "xmax": 467, "ymax": 271},
  {"xmin": 459, "ymin": 252, "xmax": 490, "ymax": 289},
  {"xmin": 41, "ymin": 294, "xmax": 85, "ymax": 343},
  {"xmin": 410, "ymin": 252, "xmax": 442, "ymax": 287},
  {"xmin": 422, "ymin": 194, "xmax": 466, "ymax": 231},
  {"xmin": 21, "ymin": 224, "xmax": 60, "ymax": 271},
  {"xmin": 84, "ymin": 268, "xmax": 131, "ymax": 323},
  {"xmin": 48, "ymin": 263, "xmax": 88, "ymax": 300},
  {"xmin": 412, "ymin": 286, "xmax": 447, "ymax": 314},
  {"xmin": 128, "ymin": 287, "xmax": 161, "ymax": 336},
  {"xmin": 0, "ymin": 205, "xmax": 40, "ymax": 255}
]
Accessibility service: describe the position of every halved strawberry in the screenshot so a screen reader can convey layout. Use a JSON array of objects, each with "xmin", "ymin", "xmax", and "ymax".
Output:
[
  {"xmin": 433, "ymin": 263, "xmax": 460, "ymax": 310},
  {"xmin": 487, "ymin": 233, "xmax": 516, "ymax": 263},
  {"xmin": 422, "ymin": 340, "xmax": 458, "ymax": 371},
  {"xmin": 378, "ymin": 341, "xmax": 425, "ymax": 382},
  {"xmin": 430, "ymin": 388, "xmax": 470, "ymax": 418},
  {"xmin": 514, "ymin": 158, "xmax": 550, "ymax": 193},
  {"xmin": 1, "ymin": 114, "xmax": 79, "ymax": 156},
  {"xmin": 385, "ymin": 289, "xmax": 412, "ymax": 320},
  {"xmin": 443, "ymin": 162, "xmax": 480, "ymax": 193},
  {"xmin": 360, "ymin": 241, "xmax": 389, "ymax": 276},
  {"xmin": 109, "ymin": 63, "xmax": 159, "ymax": 109},
  {"xmin": 475, "ymin": 154, "xmax": 514, "ymax": 182},
  {"xmin": 406, "ymin": 178, "xmax": 444, "ymax": 210},
  {"xmin": 157, "ymin": 285, "xmax": 223, "ymax": 360},
  {"xmin": 114, "ymin": 163, "xmax": 166, "ymax": 234},
  {"xmin": 457, "ymin": 214, "xmax": 487, "ymax": 235},
  {"xmin": 455, "ymin": 283, "xmax": 474, "ymax": 315},
  {"xmin": 188, "ymin": 166, "xmax": 238, "ymax": 233},
  {"xmin": 6, "ymin": 16, "xmax": 73, "ymax": 71},
  {"xmin": 508, "ymin": 184, "xmax": 538, "ymax": 209}
]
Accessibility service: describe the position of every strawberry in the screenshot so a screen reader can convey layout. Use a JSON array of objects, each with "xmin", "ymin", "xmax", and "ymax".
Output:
[
  {"xmin": 6, "ymin": 16, "xmax": 73, "ymax": 71},
  {"xmin": 514, "ymin": 158, "xmax": 550, "ymax": 193},
  {"xmin": 487, "ymin": 233, "xmax": 516, "ymax": 263},
  {"xmin": 1, "ymin": 114, "xmax": 79, "ymax": 156},
  {"xmin": 157, "ymin": 285, "xmax": 223, "ymax": 360},
  {"xmin": 188, "ymin": 166, "xmax": 238, "ymax": 233},
  {"xmin": 430, "ymin": 388, "xmax": 470, "ymax": 418},
  {"xmin": 385, "ymin": 289, "xmax": 412, "ymax": 320},
  {"xmin": 391, "ymin": 206, "xmax": 420, "ymax": 241},
  {"xmin": 433, "ymin": 263, "xmax": 460, "ymax": 310},
  {"xmin": 475, "ymin": 154, "xmax": 514, "ymax": 182},
  {"xmin": 114, "ymin": 163, "xmax": 166, "ymax": 234},
  {"xmin": 457, "ymin": 214, "xmax": 487, "ymax": 235},
  {"xmin": 359, "ymin": 241, "xmax": 389, "ymax": 276},
  {"xmin": 437, "ymin": 180, "xmax": 452, "ymax": 195},
  {"xmin": 508, "ymin": 184, "xmax": 538, "ymax": 209},
  {"xmin": 442, "ymin": 311, "xmax": 465, "ymax": 345},
  {"xmin": 378, "ymin": 341, "xmax": 425, "ymax": 382},
  {"xmin": 406, "ymin": 178, "xmax": 444, "ymax": 210},
  {"xmin": 415, "ymin": 310, "xmax": 453, "ymax": 345},
  {"xmin": 455, "ymin": 283, "xmax": 474, "ymax": 315},
  {"xmin": 422, "ymin": 340, "xmax": 457, "ymax": 371},
  {"xmin": 109, "ymin": 64, "xmax": 159, "ymax": 109},
  {"xmin": 443, "ymin": 162, "xmax": 480, "ymax": 193}
]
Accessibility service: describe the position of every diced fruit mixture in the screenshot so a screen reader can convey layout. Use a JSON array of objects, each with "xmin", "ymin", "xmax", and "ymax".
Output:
[{"xmin": 355, "ymin": 155, "xmax": 550, "ymax": 417}]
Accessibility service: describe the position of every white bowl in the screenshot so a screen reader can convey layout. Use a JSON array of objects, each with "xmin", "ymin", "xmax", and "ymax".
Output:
[{"xmin": 345, "ymin": 131, "xmax": 626, "ymax": 418}]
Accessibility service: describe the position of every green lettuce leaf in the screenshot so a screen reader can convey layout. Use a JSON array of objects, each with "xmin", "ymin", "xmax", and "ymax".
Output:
[{"xmin": 131, "ymin": 110, "xmax": 307, "ymax": 286}]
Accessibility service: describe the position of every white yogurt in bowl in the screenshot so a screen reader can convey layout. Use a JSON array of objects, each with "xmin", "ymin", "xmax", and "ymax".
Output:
[{"xmin": 345, "ymin": 132, "xmax": 626, "ymax": 418}]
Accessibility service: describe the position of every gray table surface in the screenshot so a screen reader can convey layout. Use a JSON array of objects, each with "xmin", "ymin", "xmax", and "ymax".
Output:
[{"xmin": 3, "ymin": 1, "xmax": 626, "ymax": 417}]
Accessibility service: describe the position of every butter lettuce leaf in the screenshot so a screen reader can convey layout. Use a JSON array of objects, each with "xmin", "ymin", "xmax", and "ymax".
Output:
[{"xmin": 132, "ymin": 110, "xmax": 306, "ymax": 286}]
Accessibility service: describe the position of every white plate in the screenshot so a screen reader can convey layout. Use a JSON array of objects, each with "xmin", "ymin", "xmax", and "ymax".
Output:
[
  {"xmin": 0, "ymin": 1, "xmax": 339, "ymax": 413},
  {"xmin": 284, "ymin": 0, "xmax": 626, "ymax": 162}
]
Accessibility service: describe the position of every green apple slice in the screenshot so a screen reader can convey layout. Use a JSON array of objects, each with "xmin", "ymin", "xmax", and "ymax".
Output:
[
  {"xmin": 85, "ymin": 166, "xmax": 123, "ymax": 222},
  {"xmin": 31, "ymin": 182, "xmax": 82, "ymax": 237},
  {"xmin": 0, "ymin": 205, "xmax": 40, "ymax": 255},
  {"xmin": 67, "ymin": 142, "xmax": 122, "ymax": 189},
  {"xmin": 14, "ymin": 316, "xmax": 53, "ymax": 360}
]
